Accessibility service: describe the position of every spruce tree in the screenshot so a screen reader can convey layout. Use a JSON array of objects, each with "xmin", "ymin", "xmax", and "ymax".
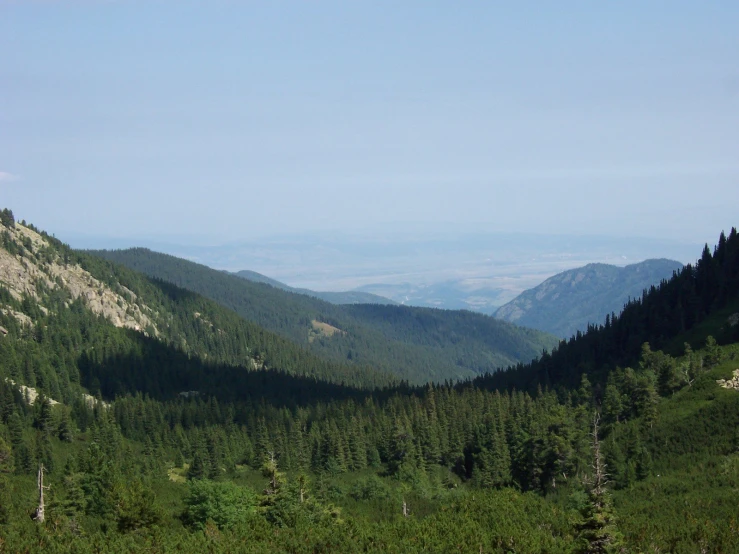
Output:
[
  {"xmin": 187, "ymin": 452, "xmax": 207, "ymax": 480},
  {"xmin": 174, "ymin": 449, "xmax": 185, "ymax": 469}
]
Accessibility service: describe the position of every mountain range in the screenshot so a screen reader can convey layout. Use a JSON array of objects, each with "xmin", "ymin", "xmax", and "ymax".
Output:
[
  {"xmin": 1, "ymin": 209, "xmax": 738, "ymax": 552},
  {"xmin": 89, "ymin": 247, "xmax": 558, "ymax": 383}
]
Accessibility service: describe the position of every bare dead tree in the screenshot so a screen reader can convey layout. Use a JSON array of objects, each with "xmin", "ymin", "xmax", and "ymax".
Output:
[
  {"xmin": 576, "ymin": 413, "xmax": 624, "ymax": 553},
  {"xmin": 32, "ymin": 464, "xmax": 51, "ymax": 523},
  {"xmin": 590, "ymin": 413, "xmax": 607, "ymax": 500},
  {"xmin": 297, "ymin": 473, "xmax": 307, "ymax": 504}
]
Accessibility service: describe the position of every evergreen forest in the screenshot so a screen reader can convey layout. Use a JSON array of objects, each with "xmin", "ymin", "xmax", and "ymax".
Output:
[
  {"xmin": 1, "ymin": 210, "xmax": 738, "ymax": 553},
  {"xmin": 90, "ymin": 247, "xmax": 559, "ymax": 384}
]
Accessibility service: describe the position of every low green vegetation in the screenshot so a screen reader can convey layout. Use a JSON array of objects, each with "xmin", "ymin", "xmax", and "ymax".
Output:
[{"xmin": 0, "ymin": 323, "xmax": 736, "ymax": 551}]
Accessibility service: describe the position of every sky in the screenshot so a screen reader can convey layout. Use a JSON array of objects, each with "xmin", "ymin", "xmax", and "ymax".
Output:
[{"xmin": 1, "ymin": 1, "xmax": 738, "ymax": 247}]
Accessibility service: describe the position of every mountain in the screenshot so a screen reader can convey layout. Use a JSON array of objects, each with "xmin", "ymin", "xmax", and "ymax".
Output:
[
  {"xmin": 1, "ymin": 211, "xmax": 737, "ymax": 552},
  {"xmin": 480, "ymin": 232, "xmax": 739, "ymax": 394},
  {"xmin": 90, "ymin": 247, "xmax": 559, "ymax": 383},
  {"xmin": 0, "ymin": 217, "xmax": 393, "ymax": 392},
  {"xmin": 233, "ymin": 269, "xmax": 397, "ymax": 306},
  {"xmin": 1, "ymin": 210, "xmax": 738, "ymax": 552},
  {"xmin": 494, "ymin": 259, "xmax": 684, "ymax": 337}
]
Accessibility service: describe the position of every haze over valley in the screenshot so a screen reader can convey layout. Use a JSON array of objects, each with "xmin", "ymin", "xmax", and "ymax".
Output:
[
  {"xmin": 1, "ymin": 2, "xmax": 738, "ymax": 552},
  {"xmin": 72, "ymin": 228, "xmax": 699, "ymax": 314}
]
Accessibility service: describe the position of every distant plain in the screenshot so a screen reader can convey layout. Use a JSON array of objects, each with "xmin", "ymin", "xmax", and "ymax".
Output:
[{"xmin": 70, "ymin": 229, "xmax": 700, "ymax": 313}]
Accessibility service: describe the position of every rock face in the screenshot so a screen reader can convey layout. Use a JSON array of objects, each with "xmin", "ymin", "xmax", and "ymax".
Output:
[
  {"xmin": 0, "ymin": 223, "xmax": 157, "ymax": 334},
  {"xmin": 4, "ymin": 379, "xmax": 59, "ymax": 406},
  {"xmin": 716, "ymin": 369, "xmax": 739, "ymax": 390}
]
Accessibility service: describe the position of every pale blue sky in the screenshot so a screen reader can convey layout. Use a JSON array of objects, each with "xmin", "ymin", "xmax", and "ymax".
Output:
[{"xmin": 1, "ymin": 1, "xmax": 738, "ymax": 246}]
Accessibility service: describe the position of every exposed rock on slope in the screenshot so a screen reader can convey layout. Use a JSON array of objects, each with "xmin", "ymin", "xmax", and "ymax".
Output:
[
  {"xmin": 717, "ymin": 369, "xmax": 739, "ymax": 391},
  {"xmin": 0, "ymin": 223, "xmax": 157, "ymax": 334}
]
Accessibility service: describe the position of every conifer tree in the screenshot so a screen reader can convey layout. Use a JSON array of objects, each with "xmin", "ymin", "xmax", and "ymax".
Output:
[
  {"xmin": 187, "ymin": 452, "xmax": 207, "ymax": 480},
  {"xmin": 703, "ymin": 335, "xmax": 724, "ymax": 368},
  {"xmin": 601, "ymin": 384, "xmax": 623, "ymax": 430},
  {"xmin": 0, "ymin": 476, "xmax": 9, "ymax": 525},
  {"xmin": 576, "ymin": 414, "xmax": 624, "ymax": 554}
]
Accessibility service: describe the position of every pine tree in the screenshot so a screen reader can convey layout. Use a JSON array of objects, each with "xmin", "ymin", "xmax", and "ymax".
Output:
[
  {"xmin": 61, "ymin": 472, "xmax": 87, "ymax": 517},
  {"xmin": 57, "ymin": 408, "xmax": 74, "ymax": 442},
  {"xmin": 704, "ymin": 335, "xmax": 724, "ymax": 368},
  {"xmin": 601, "ymin": 384, "xmax": 623, "ymax": 430},
  {"xmin": 174, "ymin": 449, "xmax": 185, "ymax": 469},
  {"xmin": 187, "ymin": 452, "xmax": 207, "ymax": 480},
  {"xmin": 0, "ymin": 476, "xmax": 10, "ymax": 524},
  {"xmin": 260, "ymin": 452, "xmax": 287, "ymax": 524},
  {"xmin": 7, "ymin": 412, "xmax": 23, "ymax": 448}
]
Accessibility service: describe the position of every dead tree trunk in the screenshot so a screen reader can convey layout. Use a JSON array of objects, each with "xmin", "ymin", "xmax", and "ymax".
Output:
[
  {"xmin": 402, "ymin": 498, "xmax": 408, "ymax": 517},
  {"xmin": 32, "ymin": 464, "xmax": 50, "ymax": 523},
  {"xmin": 591, "ymin": 414, "xmax": 606, "ymax": 500}
]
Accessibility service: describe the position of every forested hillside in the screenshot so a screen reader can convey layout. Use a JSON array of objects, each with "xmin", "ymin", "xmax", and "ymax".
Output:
[
  {"xmin": 91, "ymin": 248, "xmax": 558, "ymax": 383},
  {"xmin": 495, "ymin": 258, "xmax": 683, "ymax": 337},
  {"xmin": 1, "ymin": 210, "xmax": 737, "ymax": 552},
  {"xmin": 480, "ymin": 229, "xmax": 739, "ymax": 393},
  {"xmin": 0, "ymin": 215, "xmax": 392, "ymax": 390}
]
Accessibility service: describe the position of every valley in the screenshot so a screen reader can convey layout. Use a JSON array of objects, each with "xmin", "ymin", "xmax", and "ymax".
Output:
[
  {"xmin": 3, "ymin": 3, "xmax": 737, "ymax": 550},
  {"xmin": 0, "ymin": 210, "xmax": 737, "ymax": 552}
]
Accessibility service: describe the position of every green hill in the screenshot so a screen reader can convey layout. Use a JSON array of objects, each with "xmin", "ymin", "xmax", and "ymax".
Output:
[
  {"xmin": 0, "ymin": 218, "xmax": 392, "ymax": 391},
  {"xmin": 233, "ymin": 269, "xmax": 397, "ymax": 306},
  {"xmin": 494, "ymin": 258, "xmax": 683, "ymax": 337},
  {"xmin": 90, "ymin": 247, "xmax": 559, "ymax": 383},
  {"xmin": 480, "ymin": 231, "xmax": 739, "ymax": 394},
  {"xmin": 1, "ymin": 209, "xmax": 738, "ymax": 552}
]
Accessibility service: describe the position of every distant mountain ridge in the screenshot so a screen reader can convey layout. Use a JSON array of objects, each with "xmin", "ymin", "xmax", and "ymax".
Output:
[
  {"xmin": 233, "ymin": 269, "xmax": 397, "ymax": 306},
  {"xmin": 494, "ymin": 258, "xmax": 684, "ymax": 338},
  {"xmin": 91, "ymin": 247, "xmax": 559, "ymax": 383}
]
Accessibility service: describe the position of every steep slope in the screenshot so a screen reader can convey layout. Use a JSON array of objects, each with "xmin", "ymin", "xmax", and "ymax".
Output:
[
  {"xmin": 0, "ymin": 215, "xmax": 393, "ymax": 391},
  {"xmin": 1, "ymin": 210, "xmax": 737, "ymax": 552},
  {"xmin": 494, "ymin": 259, "xmax": 683, "ymax": 337},
  {"xmin": 479, "ymin": 230, "xmax": 739, "ymax": 393},
  {"xmin": 233, "ymin": 269, "xmax": 397, "ymax": 305},
  {"xmin": 91, "ymin": 247, "xmax": 559, "ymax": 383},
  {"xmin": 0, "ymin": 222, "xmax": 156, "ymax": 334}
]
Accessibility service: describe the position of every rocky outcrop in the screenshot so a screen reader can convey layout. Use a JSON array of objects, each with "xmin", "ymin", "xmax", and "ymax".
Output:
[
  {"xmin": 716, "ymin": 369, "xmax": 739, "ymax": 390},
  {"xmin": 4, "ymin": 379, "xmax": 59, "ymax": 406},
  {"xmin": 0, "ymin": 308, "xmax": 33, "ymax": 327},
  {"xmin": 0, "ymin": 223, "xmax": 157, "ymax": 334}
]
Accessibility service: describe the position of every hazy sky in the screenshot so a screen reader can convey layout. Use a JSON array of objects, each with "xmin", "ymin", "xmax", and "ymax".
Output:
[{"xmin": 2, "ymin": 1, "xmax": 738, "ymax": 246}]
